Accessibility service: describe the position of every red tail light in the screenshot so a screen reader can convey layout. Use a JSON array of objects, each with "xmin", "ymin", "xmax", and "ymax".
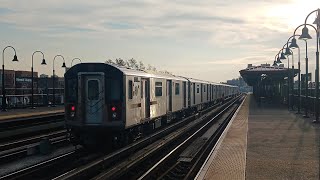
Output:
[
  {"xmin": 71, "ymin": 105, "xmax": 75, "ymax": 111},
  {"xmin": 111, "ymin": 106, "xmax": 116, "ymax": 112}
]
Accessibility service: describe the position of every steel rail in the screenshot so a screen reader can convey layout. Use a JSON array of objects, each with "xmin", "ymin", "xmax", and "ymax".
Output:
[{"xmin": 137, "ymin": 96, "xmax": 242, "ymax": 180}]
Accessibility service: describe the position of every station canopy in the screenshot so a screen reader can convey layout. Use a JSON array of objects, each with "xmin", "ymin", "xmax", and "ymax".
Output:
[{"xmin": 239, "ymin": 64, "xmax": 299, "ymax": 86}]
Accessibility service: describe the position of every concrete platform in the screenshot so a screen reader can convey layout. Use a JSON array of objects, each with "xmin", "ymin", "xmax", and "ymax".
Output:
[
  {"xmin": 195, "ymin": 94, "xmax": 320, "ymax": 180},
  {"xmin": 0, "ymin": 106, "xmax": 64, "ymax": 121}
]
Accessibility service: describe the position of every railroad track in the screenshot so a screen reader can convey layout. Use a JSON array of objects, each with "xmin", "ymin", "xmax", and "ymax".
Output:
[
  {"xmin": 52, "ymin": 95, "xmax": 243, "ymax": 180},
  {"xmin": 0, "ymin": 113, "xmax": 68, "ymax": 164},
  {"xmin": 1, "ymin": 149, "xmax": 81, "ymax": 180},
  {"xmin": 0, "ymin": 96, "xmax": 243, "ymax": 180},
  {"xmin": 0, "ymin": 113, "xmax": 65, "ymax": 142},
  {"xmin": 92, "ymin": 96, "xmax": 243, "ymax": 180},
  {"xmin": 0, "ymin": 129, "xmax": 69, "ymax": 163},
  {"xmin": 138, "ymin": 98, "xmax": 243, "ymax": 180}
]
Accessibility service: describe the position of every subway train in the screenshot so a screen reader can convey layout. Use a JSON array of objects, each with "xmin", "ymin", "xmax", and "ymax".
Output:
[{"xmin": 64, "ymin": 63, "xmax": 240, "ymax": 147}]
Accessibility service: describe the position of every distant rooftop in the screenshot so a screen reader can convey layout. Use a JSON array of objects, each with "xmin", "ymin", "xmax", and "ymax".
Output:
[
  {"xmin": 245, "ymin": 63, "xmax": 287, "ymax": 72},
  {"xmin": 239, "ymin": 64, "xmax": 299, "ymax": 86}
]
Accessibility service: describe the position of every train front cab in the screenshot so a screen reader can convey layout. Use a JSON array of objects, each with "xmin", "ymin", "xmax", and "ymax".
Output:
[{"xmin": 65, "ymin": 63, "xmax": 125, "ymax": 146}]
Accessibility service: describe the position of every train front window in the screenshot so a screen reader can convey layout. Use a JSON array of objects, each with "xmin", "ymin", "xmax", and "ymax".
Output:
[
  {"xmin": 88, "ymin": 80, "xmax": 99, "ymax": 100},
  {"xmin": 110, "ymin": 79, "xmax": 120, "ymax": 100},
  {"xmin": 66, "ymin": 78, "xmax": 77, "ymax": 102}
]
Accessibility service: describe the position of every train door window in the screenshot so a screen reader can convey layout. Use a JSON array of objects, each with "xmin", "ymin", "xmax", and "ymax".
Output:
[
  {"xmin": 203, "ymin": 85, "xmax": 206, "ymax": 92},
  {"xmin": 128, "ymin": 80, "xmax": 133, "ymax": 99},
  {"xmin": 155, "ymin": 82, "xmax": 162, "ymax": 96},
  {"xmin": 175, "ymin": 83, "xmax": 180, "ymax": 95},
  {"xmin": 197, "ymin": 85, "xmax": 200, "ymax": 93},
  {"xmin": 141, "ymin": 80, "xmax": 144, "ymax": 98},
  {"xmin": 88, "ymin": 80, "xmax": 99, "ymax": 100}
]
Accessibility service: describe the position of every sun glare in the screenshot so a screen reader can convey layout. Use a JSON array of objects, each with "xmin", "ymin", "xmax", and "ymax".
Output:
[{"xmin": 266, "ymin": 0, "xmax": 318, "ymax": 28}]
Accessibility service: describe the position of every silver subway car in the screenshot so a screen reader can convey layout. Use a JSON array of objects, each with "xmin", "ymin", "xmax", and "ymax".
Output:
[{"xmin": 65, "ymin": 63, "xmax": 240, "ymax": 147}]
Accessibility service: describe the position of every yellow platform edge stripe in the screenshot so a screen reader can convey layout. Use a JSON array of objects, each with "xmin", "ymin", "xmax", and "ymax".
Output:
[{"xmin": 0, "ymin": 110, "xmax": 65, "ymax": 121}]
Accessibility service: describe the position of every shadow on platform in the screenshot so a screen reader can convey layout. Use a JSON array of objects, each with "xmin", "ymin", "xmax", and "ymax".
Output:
[{"xmin": 246, "ymin": 94, "xmax": 320, "ymax": 180}]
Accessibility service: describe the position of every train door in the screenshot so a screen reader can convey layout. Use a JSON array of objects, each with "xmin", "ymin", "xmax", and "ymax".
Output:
[
  {"xmin": 141, "ymin": 78, "xmax": 150, "ymax": 119},
  {"xmin": 82, "ymin": 73, "xmax": 105, "ymax": 124},
  {"xmin": 201, "ymin": 84, "xmax": 203, "ymax": 102},
  {"xmin": 193, "ymin": 83, "xmax": 196, "ymax": 105},
  {"xmin": 166, "ymin": 80, "xmax": 172, "ymax": 112},
  {"xmin": 207, "ymin": 84, "xmax": 209, "ymax": 101},
  {"xmin": 183, "ymin": 81, "xmax": 187, "ymax": 108},
  {"xmin": 188, "ymin": 81, "xmax": 191, "ymax": 107}
]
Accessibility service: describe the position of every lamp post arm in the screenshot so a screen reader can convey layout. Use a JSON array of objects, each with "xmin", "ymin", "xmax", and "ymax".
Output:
[
  {"xmin": 278, "ymin": 47, "xmax": 286, "ymax": 54},
  {"xmin": 304, "ymin": 9, "xmax": 319, "ymax": 25},
  {"xmin": 53, "ymin": 55, "xmax": 65, "ymax": 71},
  {"xmin": 3, "ymin": 46, "xmax": 17, "ymax": 66},
  {"xmin": 32, "ymin": 51, "xmax": 45, "ymax": 68},
  {"xmin": 287, "ymin": 34, "xmax": 301, "ymax": 45}
]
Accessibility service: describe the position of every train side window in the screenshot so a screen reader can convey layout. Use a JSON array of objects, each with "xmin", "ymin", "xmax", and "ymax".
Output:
[
  {"xmin": 175, "ymin": 83, "xmax": 180, "ymax": 95},
  {"xmin": 88, "ymin": 80, "xmax": 99, "ymax": 100},
  {"xmin": 155, "ymin": 82, "xmax": 162, "ymax": 96},
  {"xmin": 197, "ymin": 85, "xmax": 200, "ymax": 94},
  {"xmin": 204, "ymin": 85, "xmax": 206, "ymax": 92},
  {"xmin": 128, "ymin": 80, "xmax": 133, "ymax": 99}
]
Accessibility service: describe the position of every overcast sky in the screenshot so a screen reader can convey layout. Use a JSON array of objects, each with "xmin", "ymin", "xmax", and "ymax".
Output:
[{"xmin": 0, "ymin": 0, "xmax": 318, "ymax": 82}]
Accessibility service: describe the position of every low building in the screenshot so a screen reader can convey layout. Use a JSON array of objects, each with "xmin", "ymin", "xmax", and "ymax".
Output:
[{"xmin": 0, "ymin": 69, "xmax": 64, "ymax": 107}]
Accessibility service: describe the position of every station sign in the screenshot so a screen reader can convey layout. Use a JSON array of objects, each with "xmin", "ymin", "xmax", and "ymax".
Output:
[{"xmin": 15, "ymin": 78, "xmax": 32, "ymax": 82}]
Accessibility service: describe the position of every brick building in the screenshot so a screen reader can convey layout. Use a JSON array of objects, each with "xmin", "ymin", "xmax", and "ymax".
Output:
[
  {"xmin": 0, "ymin": 70, "xmax": 15, "ymax": 95},
  {"xmin": 0, "ymin": 69, "xmax": 64, "ymax": 107}
]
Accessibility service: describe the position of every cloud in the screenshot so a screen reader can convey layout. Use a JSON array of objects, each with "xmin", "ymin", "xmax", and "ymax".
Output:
[
  {"xmin": 0, "ymin": 0, "xmax": 318, "ymax": 81},
  {"xmin": 0, "ymin": 7, "xmax": 13, "ymax": 14},
  {"xmin": 105, "ymin": 22, "xmax": 140, "ymax": 30}
]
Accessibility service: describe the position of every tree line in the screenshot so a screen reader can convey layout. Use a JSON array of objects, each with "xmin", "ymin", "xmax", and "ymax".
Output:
[{"xmin": 105, "ymin": 58, "xmax": 172, "ymax": 75}]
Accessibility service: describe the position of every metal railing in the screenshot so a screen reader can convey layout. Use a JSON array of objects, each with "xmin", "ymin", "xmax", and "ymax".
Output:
[{"xmin": 0, "ymin": 94, "xmax": 64, "ymax": 108}]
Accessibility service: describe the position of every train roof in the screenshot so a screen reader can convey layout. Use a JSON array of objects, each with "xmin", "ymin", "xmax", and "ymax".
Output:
[
  {"xmin": 67, "ymin": 63, "xmax": 239, "ymax": 88},
  {"xmin": 183, "ymin": 77, "xmax": 209, "ymax": 84},
  {"xmin": 110, "ymin": 64, "xmax": 188, "ymax": 81}
]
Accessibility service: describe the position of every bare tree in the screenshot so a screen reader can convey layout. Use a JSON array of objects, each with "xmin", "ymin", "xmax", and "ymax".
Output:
[
  {"xmin": 139, "ymin": 61, "xmax": 145, "ymax": 70},
  {"xmin": 105, "ymin": 59, "xmax": 115, "ymax": 65},
  {"xmin": 108, "ymin": 58, "xmax": 163, "ymax": 73},
  {"xmin": 115, "ymin": 58, "xmax": 127, "ymax": 67},
  {"xmin": 163, "ymin": 70, "xmax": 172, "ymax": 75},
  {"xmin": 128, "ymin": 58, "xmax": 139, "ymax": 69},
  {"xmin": 152, "ymin": 66, "xmax": 157, "ymax": 71}
]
